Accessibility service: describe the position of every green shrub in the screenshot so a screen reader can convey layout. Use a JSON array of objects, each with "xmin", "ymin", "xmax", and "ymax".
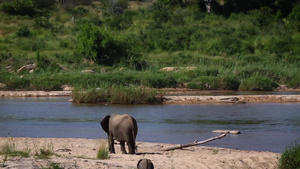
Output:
[
  {"xmin": 151, "ymin": 0, "xmax": 171, "ymax": 24},
  {"xmin": 239, "ymin": 75, "xmax": 279, "ymax": 91},
  {"xmin": 76, "ymin": 22, "xmax": 100, "ymax": 61},
  {"xmin": 288, "ymin": 5, "xmax": 300, "ymax": 22},
  {"xmin": 104, "ymin": 13, "xmax": 133, "ymax": 30},
  {"xmin": 278, "ymin": 140, "xmax": 300, "ymax": 169},
  {"xmin": 76, "ymin": 22, "xmax": 131, "ymax": 65},
  {"xmin": 67, "ymin": 6, "xmax": 89, "ymax": 18},
  {"xmin": 97, "ymin": 143, "xmax": 109, "ymax": 159},
  {"xmin": 35, "ymin": 0, "xmax": 55, "ymax": 9},
  {"xmin": 16, "ymin": 26, "xmax": 31, "ymax": 37},
  {"xmin": 1, "ymin": 0, "xmax": 35, "ymax": 16},
  {"xmin": 35, "ymin": 17, "xmax": 53, "ymax": 28},
  {"xmin": 219, "ymin": 75, "xmax": 240, "ymax": 90},
  {"xmin": 100, "ymin": 0, "xmax": 129, "ymax": 15}
]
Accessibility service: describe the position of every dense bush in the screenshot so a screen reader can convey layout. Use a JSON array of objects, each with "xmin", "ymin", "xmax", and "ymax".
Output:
[
  {"xmin": 1, "ymin": 0, "xmax": 35, "ymax": 16},
  {"xmin": 76, "ymin": 22, "xmax": 101, "ymax": 61},
  {"xmin": 100, "ymin": 0, "xmax": 129, "ymax": 15},
  {"xmin": 219, "ymin": 75, "xmax": 240, "ymax": 90},
  {"xmin": 67, "ymin": 6, "xmax": 89, "ymax": 18},
  {"xmin": 35, "ymin": 0, "xmax": 55, "ymax": 8},
  {"xmin": 16, "ymin": 26, "xmax": 31, "ymax": 37},
  {"xmin": 289, "ymin": 5, "xmax": 300, "ymax": 22},
  {"xmin": 206, "ymin": 0, "xmax": 298, "ymax": 17},
  {"xmin": 76, "ymin": 22, "xmax": 139, "ymax": 66},
  {"xmin": 59, "ymin": 0, "xmax": 93, "ymax": 7}
]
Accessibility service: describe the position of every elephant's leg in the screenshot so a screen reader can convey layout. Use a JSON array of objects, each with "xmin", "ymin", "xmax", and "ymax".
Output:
[
  {"xmin": 108, "ymin": 134, "xmax": 115, "ymax": 153},
  {"xmin": 120, "ymin": 141, "xmax": 127, "ymax": 154},
  {"xmin": 127, "ymin": 140, "xmax": 135, "ymax": 154}
]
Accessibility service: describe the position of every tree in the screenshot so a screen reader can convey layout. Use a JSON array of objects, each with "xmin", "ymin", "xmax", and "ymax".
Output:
[
  {"xmin": 76, "ymin": 22, "xmax": 131, "ymax": 66},
  {"xmin": 76, "ymin": 22, "xmax": 101, "ymax": 62}
]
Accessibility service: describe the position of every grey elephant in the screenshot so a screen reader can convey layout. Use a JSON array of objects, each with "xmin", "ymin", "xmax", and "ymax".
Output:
[
  {"xmin": 100, "ymin": 113, "xmax": 138, "ymax": 154},
  {"xmin": 137, "ymin": 159, "xmax": 154, "ymax": 169}
]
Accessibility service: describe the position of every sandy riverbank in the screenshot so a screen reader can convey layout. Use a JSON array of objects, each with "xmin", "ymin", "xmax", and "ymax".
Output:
[
  {"xmin": 1, "ymin": 90, "xmax": 300, "ymax": 104},
  {"xmin": 0, "ymin": 137, "xmax": 280, "ymax": 169}
]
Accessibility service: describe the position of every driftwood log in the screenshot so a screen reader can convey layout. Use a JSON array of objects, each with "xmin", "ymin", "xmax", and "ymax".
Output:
[
  {"xmin": 212, "ymin": 130, "xmax": 241, "ymax": 134},
  {"xmin": 162, "ymin": 134, "xmax": 227, "ymax": 151}
]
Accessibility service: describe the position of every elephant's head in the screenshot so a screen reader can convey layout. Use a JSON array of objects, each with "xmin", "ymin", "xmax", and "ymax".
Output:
[
  {"xmin": 100, "ymin": 115, "xmax": 110, "ymax": 133},
  {"xmin": 137, "ymin": 158, "xmax": 154, "ymax": 169}
]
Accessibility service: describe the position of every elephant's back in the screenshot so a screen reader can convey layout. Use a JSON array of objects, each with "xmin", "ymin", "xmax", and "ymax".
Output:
[{"xmin": 110, "ymin": 114, "xmax": 138, "ymax": 137}]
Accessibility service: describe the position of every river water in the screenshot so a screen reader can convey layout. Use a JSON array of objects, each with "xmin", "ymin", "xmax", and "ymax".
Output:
[{"xmin": 0, "ymin": 97, "xmax": 299, "ymax": 153}]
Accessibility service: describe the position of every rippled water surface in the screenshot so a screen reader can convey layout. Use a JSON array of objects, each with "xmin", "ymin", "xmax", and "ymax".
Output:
[{"xmin": 1, "ymin": 97, "xmax": 300, "ymax": 153}]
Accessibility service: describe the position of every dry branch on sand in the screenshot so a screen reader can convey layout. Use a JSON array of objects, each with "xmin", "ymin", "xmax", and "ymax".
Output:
[
  {"xmin": 162, "ymin": 130, "xmax": 241, "ymax": 151},
  {"xmin": 162, "ymin": 134, "xmax": 227, "ymax": 151}
]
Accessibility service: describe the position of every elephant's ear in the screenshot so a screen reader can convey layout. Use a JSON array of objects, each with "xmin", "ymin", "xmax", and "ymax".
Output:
[{"xmin": 100, "ymin": 115, "xmax": 110, "ymax": 133}]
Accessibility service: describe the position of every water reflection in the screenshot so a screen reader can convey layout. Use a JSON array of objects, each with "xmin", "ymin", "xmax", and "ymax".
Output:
[{"xmin": 0, "ymin": 97, "xmax": 300, "ymax": 153}]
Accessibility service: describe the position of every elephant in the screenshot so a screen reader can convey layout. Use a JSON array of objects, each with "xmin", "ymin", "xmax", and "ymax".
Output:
[
  {"xmin": 100, "ymin": 113, "xmax": 138, "ymax": 154},
  {"xmin": 137, "ymin": 158, "xmax": 154, "ymax": 169}
]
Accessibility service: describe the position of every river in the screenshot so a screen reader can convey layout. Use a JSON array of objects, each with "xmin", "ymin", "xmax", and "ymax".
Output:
[{"xmin": 0, "ymin": 97, "xmax": 299, "ymax": 153}]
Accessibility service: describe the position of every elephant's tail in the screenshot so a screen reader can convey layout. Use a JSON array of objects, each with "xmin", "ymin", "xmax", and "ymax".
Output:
[{"xmin": 135, "ymin": 144, "xmax": 138, "ymax": 153}]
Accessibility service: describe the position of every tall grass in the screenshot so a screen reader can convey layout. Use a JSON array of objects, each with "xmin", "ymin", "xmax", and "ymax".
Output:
[
  {"xmin": 97, "ymin": 142, "xmax": 109, "ymax": 160},
  {"xmin": 34, "ymin": 142, "xmax": 55, "ymax": 159},
  {"xmin": 72, "ymin": 84, "xmax": 162, "ymax": 104},
  {"xmin": 239, "ymin": 75, "xmax": 279, "ymax": 91}
]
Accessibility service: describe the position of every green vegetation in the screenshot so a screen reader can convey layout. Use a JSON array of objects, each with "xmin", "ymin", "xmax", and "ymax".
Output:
[
  {"xmin": 0, "ymin": 0, "xmax": 299, "ymax": 103},
  {"xmin": 34, "ymin": 142, "xmax": 55, "ymax": 159},
  {"xmin": 97, "ymin": 142, "xmax": 109, "ymax": 159},
  {"xmin": 0, "ymin": 137, "xmax": 30, "ymax": 158},
  {"xmin": 278, "ymin": 140, "xmax": 300, "ymax": 169},
  {"xmin": 73, "ymin": 84, "xmax": 162, "ymax": 104},
  {"xmin": 43, "ymin": 162, "xmax": 64, "ymax": 169}
]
